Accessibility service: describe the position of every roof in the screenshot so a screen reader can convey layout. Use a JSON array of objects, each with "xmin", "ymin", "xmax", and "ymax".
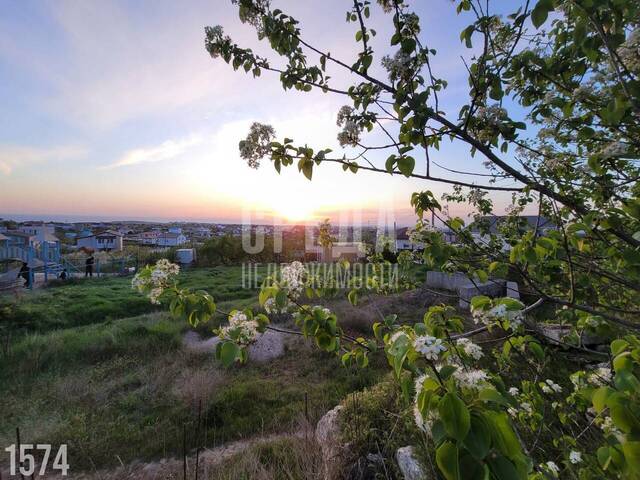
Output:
[
  {"xmin": 158, "ymin": 232, "xmax": 184, "ymax": 239},
  {"xmin": 77, "ymin": 229, "xmax": 124, "ymax": 239},
  {"xmin": 0, "ymin": 233, "xmax": 8, "ymax": 241},
  {"xmin": 396, "ymin": 227, "xmax": 410, "ymax": 240},
  {"xmin": 4, "ymin": 230, "xmax": 35, "ymax": 239}
]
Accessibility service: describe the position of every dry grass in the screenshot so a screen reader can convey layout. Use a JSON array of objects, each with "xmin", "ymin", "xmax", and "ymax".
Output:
[
  {"xmin": 173, "ymin": 366, "xmax": 225, "ymax": 409},
  {"xmin": 327, "ymin": 288, "xmax": 460, "ymax": 335}
]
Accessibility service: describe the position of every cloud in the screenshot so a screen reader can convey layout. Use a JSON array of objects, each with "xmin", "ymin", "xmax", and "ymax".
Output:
[
  {"xmin": 0, "ymin": 145, "xmax": 87, "ymax": 175},
  {"xmin": 103, "ymin": 134, "xmax": 204, "ymax": 169}
]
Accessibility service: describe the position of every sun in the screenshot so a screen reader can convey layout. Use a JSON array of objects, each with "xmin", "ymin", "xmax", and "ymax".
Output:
[{"xmin": 276, "ymin": 201, "xmax": 315, "ymax": 222}]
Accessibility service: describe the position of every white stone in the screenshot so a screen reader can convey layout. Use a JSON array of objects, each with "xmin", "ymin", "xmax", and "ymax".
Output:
[{"xmin": 396, "ymin": 446, "xmax": 428, "ymax": 480}]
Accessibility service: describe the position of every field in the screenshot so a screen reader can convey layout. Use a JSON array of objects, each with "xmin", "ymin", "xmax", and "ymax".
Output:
[{"xmin": 0, "ymin": 266, "xmax": 409, "ymax": 477}]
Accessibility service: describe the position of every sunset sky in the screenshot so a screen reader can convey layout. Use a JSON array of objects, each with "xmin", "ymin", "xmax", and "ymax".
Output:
[{"xmin": 0, "ymin": 0, "xmax": 522, "ymax": 225}]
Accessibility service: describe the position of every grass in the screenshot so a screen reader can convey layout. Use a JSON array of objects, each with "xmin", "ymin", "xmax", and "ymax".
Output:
[
  {"xmin": 205, "ymin": 436, "xmax": 323, "ymax": 480},
  {"xmin": 0, "ymin": 311, "xmax": 387, "ymax": 473},
  {"xmin": 0, "ymin": 266, "xmax": 263, "ymax": 334},
  {"xmin": 0, "ymin": 264, "xmax": 435, "ymax": 476}
]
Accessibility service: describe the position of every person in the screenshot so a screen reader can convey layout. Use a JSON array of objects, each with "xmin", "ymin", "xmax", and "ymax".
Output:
[
  {"xmin": 85, "ymin": 255, "xmax": 95, "ymax": 277},
  {"xmin": 19, "ymin": 261, "xmax": 31, "ymax": 288},
  {"xmin": 59, "ymin": 268, "xmax": 68, "ymax": 281}
]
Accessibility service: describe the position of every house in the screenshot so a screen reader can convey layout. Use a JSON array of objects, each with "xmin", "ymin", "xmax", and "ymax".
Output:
[
  {"xmin": 140, "ymin": 231, "xmax": 161, "ymax": 245},
  {"xmin": 4, "ymin": 231, "xmax": 36, "ymax": 248},
  {"xmin": 156, "ymin": 232, "xmax": 188, "ymax": 247},
  {"xmin": 395, "ymin": 227, "xmax": 424, "ymax": 251},
  {"xmin": 18, "ymin": 223, "xmax": 58, "ymax": 244},
  {"xmin": 0, "ymin": 233, "xmax": 8, "ymax": 248},
  {"xmin": 168, "ymin": 226, "xmax": 183, "ymax": 234},
  {"xmin": 77, "ymin": 230, "xmax": 124, "ymax": 251}
]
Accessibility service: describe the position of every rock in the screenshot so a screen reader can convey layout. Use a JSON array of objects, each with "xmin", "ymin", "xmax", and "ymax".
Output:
[
  {"xmin": 396, "ymin": 446, "xmax": 428, "ymax": 480},
  {"xmin": 316, "ymin": 405, "xmax": 345, "ymax": 479},
  {"xmin": 537, "ymin": 324, "xmax": 572, "ymax": 345},
  {"xmin": 506, "ymin": 281, "xmax": 520, "ymax": 300},
  {"xmin": 183, "ymin": 330, "xmax": 285, "ymax": 362}
]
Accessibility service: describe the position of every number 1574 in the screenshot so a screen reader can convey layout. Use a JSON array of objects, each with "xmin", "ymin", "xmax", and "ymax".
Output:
[{"xmin": 4, "ymin": 444, "xmax": 69, "ymax": 476}]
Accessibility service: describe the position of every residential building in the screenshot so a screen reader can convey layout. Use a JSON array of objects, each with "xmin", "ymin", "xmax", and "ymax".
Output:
[
  {"xmin": 140, "ymin": 231, "xmax": 161, "ymax": 245},
  {"xmin": 395, "ymin": 227, "xmax": 424, "ymax": 251},
  {"xmin": 77, "ymin": 230, "xmax": 124, "ymax": 251},
  {"xmin": 157, "ymin": 232, "xmax": 188, "ymax": 247},
  {"xmin": 18, "ymin": 223, "xmax": 58, "ymax": 244}
]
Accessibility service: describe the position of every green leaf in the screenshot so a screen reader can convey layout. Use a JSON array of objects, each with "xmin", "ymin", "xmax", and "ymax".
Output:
[
  {"xmin": 622, "ymin": 441, "xmax": 640, "ymax": 474},
  {"xmin": 436, "ymin": 441, "xmax": 460, "ymax": 480},
  {"xmin": 439, "ymin": 393, "xmax": 470, "ymax": 441},
  {"xmin": 219, "ymin": 341, "xmax": 241, "ymax": 367},
  {"xmin": 460, "ymin": 25, "xmax": 474, "ymax": 48},
  {"xmin": 348, "ymin": 289, "xmax": 358, "ymax": 306},
  {"xmin": 479, "ymin": 388, "xmax": 509, "ymax": 406},
  {"xmin": 488, "ymin": 455, "xmax": 521, "ymax": 480},
  {"xmin": 531, "ymin": 0, "xmax": 553, "ymax": 28},
  {"xmin": 397, "ymin": 156, "xmax": 415, "ymax": 177},
  {"xmin": 592, "ymin": 386, "xmax": 612, "ymax": 413},
  {"xmin": 401, "ymin": 38, "xmax": 416, "ymax": 53},
  {"xmin": 485, "ymin": 411, "xmax": 523, "ymax": 460},
  {"xmin": 464, "ymin": 414, "xmax": 492, "ymax": 460}
]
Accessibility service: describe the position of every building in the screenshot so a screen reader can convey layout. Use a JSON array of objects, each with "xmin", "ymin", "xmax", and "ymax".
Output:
[
  {"xmin": 140, "ymin": 231, "xmax": 161, "ymax": 245},
  {"xmin": 156, "ymin": 232, "xmax": 188, "ymax": 247},
  {"xmin": 77, "ymin": 230, "xmax": 124, "ymax": 251},
  {"xmin": 395, "ymin": 227, "xmax": 424, "ymax": 251},
  {"xmin": 4, "ymin": 231, "xmax": 36, "ymax": 248},
  {"xmin": 18, "ymin": 223, "xmax": 58, "ymax": 244}
]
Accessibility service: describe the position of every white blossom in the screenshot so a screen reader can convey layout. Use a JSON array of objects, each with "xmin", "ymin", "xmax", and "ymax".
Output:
[
  {"xmin": 239, "ymin": 122, "xmax": 276, "ymax": 169},
  {"xmin": 413, "ymin": 335, "xmax": 447, "ymax": 361},
  {"xmin": 546, "ymin": 461, "xmax": 560, "ymax": 475},
  {"xmin": 508, "ymin": 387, "xmax": 520, "ymax": 396},
  {"xmin": 132, "ymin": 259, "xmax": 180, "ymax": 305},
  {"xmin": 453, "ymin": 368, "xmax": 489, "ymax": 390},
  {"xmin": 381, "ymin": 50, "xmax": 413, "ymax": 82},
  {"xmin": 336, "ymin": 106, "xmax": 362, "ymax": 147},
  {"xmin": 521, "ymin": 402, "xmax": 533, "ymax": 414},
  {"xmin": 455, "ymin": 338, "xmax": 483, "ymax": 360},
  {"xmin": 219, "ymin": 310, "xmax": 259, "ymax": 346},
  {"xmin": 545, "ymin": 379, "xmax": 562, "ymax": 393},
  {"xmin": 280, "ymin": 261, "xmax": 307, "ymax": 298},
  {"xmin": 569, "ymin": 451, "xmax": 582, "ymax": 464},
  {"xmin": 588, "ymin": 366, "xmax": 612, "ymax": 386}
]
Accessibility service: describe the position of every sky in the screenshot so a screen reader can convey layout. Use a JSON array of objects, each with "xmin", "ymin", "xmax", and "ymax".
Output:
[{"xmin": 0, "ymin": 0, "xmax": 525, "ymax": 226}]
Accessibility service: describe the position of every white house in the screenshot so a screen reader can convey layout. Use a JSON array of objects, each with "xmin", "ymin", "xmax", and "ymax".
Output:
[
  {"xmin": 77, "ymin": 230, "xmax": 124, "ymax": 251},
  {"xmin": 18, "ymin": 223, "xmax": 57, "ymax": 244},
  {"xmin": 140, "ymin": 231, "xmax": 161, "ymax": 245},
  {"xmin": 156, "ymin": 232, "xmax": 188, "ymax": 247}
]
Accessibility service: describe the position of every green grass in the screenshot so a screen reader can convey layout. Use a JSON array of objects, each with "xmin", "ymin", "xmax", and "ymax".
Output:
[
  {"xmin": 0, "ymin": 264, "xmax": 428, "ymax": 475},
  {"xmin": 0, "ymin": 266, "xmax": 263, "ymax": 334},
  {"xmin": 0, "ymin": 309, "xmax": 387, "ymax": 473}
]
